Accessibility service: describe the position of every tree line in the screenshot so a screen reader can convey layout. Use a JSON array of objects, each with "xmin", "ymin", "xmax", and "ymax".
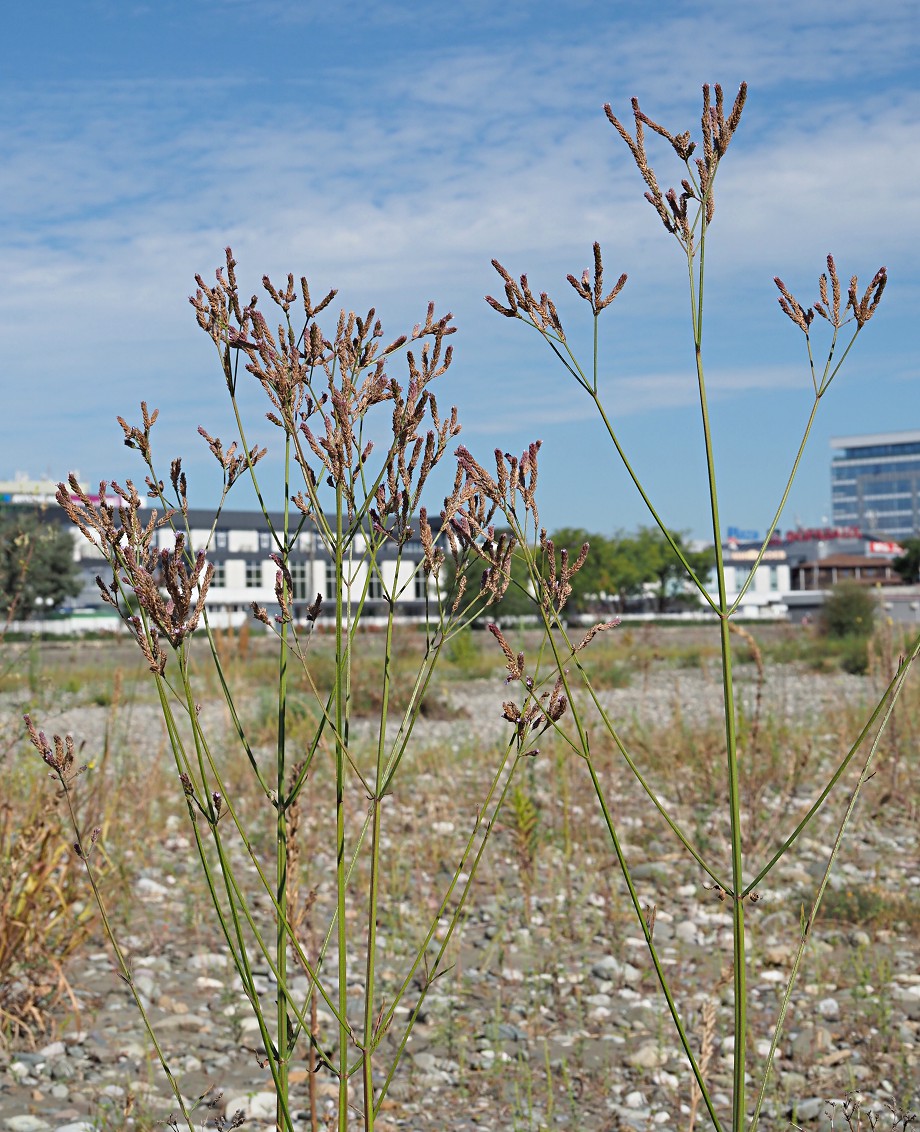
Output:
[{"xmin": 454, "ymin": 526, "xmax": 715, "ymax": 620}]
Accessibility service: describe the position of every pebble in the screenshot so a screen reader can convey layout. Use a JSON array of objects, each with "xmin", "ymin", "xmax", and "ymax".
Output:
[
  {"xmin": 816, "ymin": 996, "xmax": 840, "ymax": 1019},
  {"xmin": 135, "ymin": 876, "xmax": 170, "ymax": 901},
  {"xmin": 791, "ymin": 1097, "xmax": 826, "ymax": 1122},
  {"xmin": 222, "ymin": 1091, "xmax": 277, "ymax": 1119},
  {"xmin": 627, "ymin": 1042, "xmax": 668, "ymax": 1069}
]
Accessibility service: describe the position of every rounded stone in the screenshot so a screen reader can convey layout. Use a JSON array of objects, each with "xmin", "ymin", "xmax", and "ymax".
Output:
[{"xmin": 627, "ymin": 1041, "xmax": 668, "ymax": 1069}]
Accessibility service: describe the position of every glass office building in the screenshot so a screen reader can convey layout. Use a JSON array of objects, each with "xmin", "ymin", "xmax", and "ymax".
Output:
[{"xmin": 831, "ymin": 429, "xmax": 920, "ymax": 541}]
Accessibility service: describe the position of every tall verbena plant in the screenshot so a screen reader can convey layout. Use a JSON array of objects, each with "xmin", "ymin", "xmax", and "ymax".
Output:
[
  {"xmin": 469, "ymin": 82, "xmax": 919, "ymax": 1129},
  {"xmin": 27, "ymin": 271, "xmax": 554, "ymax": 1130},
  {"xmin": 23, "ymin": 82, "xmax": 920, "ymax": 1132}
]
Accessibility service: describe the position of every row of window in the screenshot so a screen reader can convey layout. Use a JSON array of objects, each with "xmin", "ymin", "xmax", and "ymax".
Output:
[
  {"xmin": 210, "ymin": 559, "xmax": 428, "ymax": 601},
  {"xmin": 207, "ymin": 529, "xmax": 424, "ymax": 554},
  {"xmin": 833, "ymin": 461, "xmax": 920, "ymax": 481},
  {"xmin": 835, "ymin": 495, "xmax": 918, "ymax": 512},
  {"xmin": 835, "ymin": 441, "xmax": 920, "ymax": 461},
  {"xmin": 834, "ymin": 505, "xmax": 916, "ymax": 520}
]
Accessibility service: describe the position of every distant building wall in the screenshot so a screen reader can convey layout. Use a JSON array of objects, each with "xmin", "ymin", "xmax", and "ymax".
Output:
[{"xmin": 831, "ymin": 429, "xmax": 920, "ymax": 540}]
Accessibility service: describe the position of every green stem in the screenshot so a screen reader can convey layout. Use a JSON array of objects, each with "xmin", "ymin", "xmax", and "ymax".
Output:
[
  {"xmin": 589, "ymin": 392, "xmax": 717, "ymax": 610},
  {"xmin": 372, "ymin": 737, "xmax": 520, "ymax": 1110},
  {"xmin": 528, "ymin": 590, "xmax": 728, "ymax": 891},
  {"xmin": 362, "ymin": 795, "xmax": 381, "ymax": 1130},
  {"xmin": 745, "ymin": 630, "xmax": 920, "ymax": 895},
  {"xmin": 730, "ymin": 398, "xmax": 821, "ymax": 614},
  {"xmin": 276, "ymin": 433, "xmax": 293, "ymax": 1125},
  {"xmin": 334, "ymin": 489, "xmax": 350, "ymax": 1131},
  {"xmin": 362, "ymin": 598, "xmax": 395, "ymax": 1129},
  {"xmin": 690, "ymin": 217, "xmax": 748, "ymax": 1129},
  {"xmin": 167, "ymin": 665, "xmax": 297, "ymax": 1129}
]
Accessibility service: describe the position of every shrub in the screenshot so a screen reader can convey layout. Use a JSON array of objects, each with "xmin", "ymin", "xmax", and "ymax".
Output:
[{"xmin": 819, "ymin": 581, "xmax": 878, "ymax": 639}]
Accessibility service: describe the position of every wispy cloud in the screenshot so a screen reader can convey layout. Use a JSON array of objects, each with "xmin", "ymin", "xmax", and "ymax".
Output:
[{"xmin": 1, "ymin": 2, "xmax": 915, "ymax": 534}]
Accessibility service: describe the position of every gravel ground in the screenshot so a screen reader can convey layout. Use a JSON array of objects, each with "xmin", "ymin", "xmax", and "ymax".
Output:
[{"xmin": 2, "ymin": 663, "xmax": 918, "ymax": 1131}]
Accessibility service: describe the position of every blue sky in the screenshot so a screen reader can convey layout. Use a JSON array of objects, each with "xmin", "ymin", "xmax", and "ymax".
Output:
[{"xmin": 2, "ymin": 1, "xmax": 917, "ymax": 541}]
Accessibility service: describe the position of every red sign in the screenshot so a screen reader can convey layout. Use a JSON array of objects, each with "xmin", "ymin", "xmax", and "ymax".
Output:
[{"xmin": 782, "ymin": 526, "xmax": 861, "ymax": 543}]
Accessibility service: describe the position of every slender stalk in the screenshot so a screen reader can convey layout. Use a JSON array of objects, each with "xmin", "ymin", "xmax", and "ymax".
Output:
[
  {"xmin": 334, "ymin": 488, "xmax": 350, "ymax": 1131},
  {"xmin": 362, "ymin": 793, "xmax": 381, "ymax": 1130},
  {"xmin": 744, "ymin": 643, "xmax": 919, "ymax": 895},
  {"xmin": 691, "ymin": 212, "xmax": 748, "ymax": 1128},
  {"xmin": 168, "ymin": 665, "xmax": 297, "ymax": 1129},
  {"xmin": 518, "ymin": 565, "xmax": 730, "ymax": 891},
  {"xmin": 588, "ymin": 393, "xmax": 717, "ymax": 611},
  {"xmin": 276, "ymin": 433, "xmax": 293, "ymax": 1126},
  {"xmin": 362, "ymin": 595, "xmax": 396, "ymax": 1130},
  {"xmin": 730, "ymin": 398, "xmax": 821, "ymax": 614},
  {"xmin": 157, "ymin": 665, "xmax": 344, "ymax": 1038}
]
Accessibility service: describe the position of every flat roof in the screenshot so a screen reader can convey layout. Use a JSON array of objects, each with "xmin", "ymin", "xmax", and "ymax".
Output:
[{"xmin": 830, "ymin": 428, "xmax": 920, "ymax": 448}]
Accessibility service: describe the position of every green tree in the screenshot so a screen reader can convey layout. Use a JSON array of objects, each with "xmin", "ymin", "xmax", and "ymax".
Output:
[
  {"xmin": 893, "ymin": 537, "xmax": 920, "ymax": 585},
  {"xmin": 0, "ymin": 509, "xmax": 82, "ymax": 617},
  {"xmin": 630, "ymin": 526, "xmax": 714, "ymax": 612},
  {"xmin": 546, "ymin": 527, "xmax": 599, "ymax": 612},
  {"xmin": 549, "ymin": 527, "xmax": 645, "ymax": 613},
  {"xmin": 818, "ymin": 581, "xmax": 877, "ymax": 639}
]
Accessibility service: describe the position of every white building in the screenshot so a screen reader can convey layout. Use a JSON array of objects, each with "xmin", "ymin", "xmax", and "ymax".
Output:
[{"xmin": 708, "ymin": 542, "xmax": 791, "ymax": 619}]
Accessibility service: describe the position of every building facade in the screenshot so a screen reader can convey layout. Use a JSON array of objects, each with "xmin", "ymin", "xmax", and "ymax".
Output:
[
  {"xmin": 0, "ymin": 493, "xmax": 434, "ymax": 628},
  {"xmin": 711, "ymin": 541, "xmax": 791, "ymax": 619},
  {"xmin": 831, "ymin": 429, "xmax": 920, "ymax": 541},
  {"xmin": 68, "ymin": 507, "xmax": 434, "ymax": 626}
]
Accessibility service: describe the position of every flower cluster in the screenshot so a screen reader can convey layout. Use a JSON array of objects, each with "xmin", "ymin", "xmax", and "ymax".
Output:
[
  {"xmin": 604, "ymin": 82, "xmax": 747, "ymax": 246},
  {"xmin": 774, "ymin": 255, "xmax": 887, "ymax": 335},
  {"xmin": 489, "ymin": 624, "xmax": 568, "ymax": 754},
  {"xmin": 56, "ymin": 473, "xmax": 213, "ymax": 673}
]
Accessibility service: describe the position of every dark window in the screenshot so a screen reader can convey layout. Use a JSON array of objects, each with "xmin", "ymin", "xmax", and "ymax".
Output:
[{"xmin": 290, "ymin": 561, "xmax": 310, "ymax": 601}]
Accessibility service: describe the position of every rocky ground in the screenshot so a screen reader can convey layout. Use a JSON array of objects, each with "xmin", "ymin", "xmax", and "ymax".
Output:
[{"xmin": 2, "ymin": 661, "xmax": 919, "ymax": 1131}]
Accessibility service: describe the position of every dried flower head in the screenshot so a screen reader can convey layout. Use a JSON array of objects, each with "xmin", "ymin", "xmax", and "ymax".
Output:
[
  {"xmin": 574, "ymin": 618, "xmax": 621, "ymax": 653},
  {"xmin": 847, "ymin": 266, "xmax": 887, "ymax": 328},
  {"xmin": 773, "ymin": 276, "xmax": 815, "ymax": 333},
  {"xmin": 418, "ymin": 507, "xmax": 446, "ymax": 577},
  {"xmin": 566, "ymin": 242, "xmax": 628, "ymax": 315},
  {"xmin": 814, "ymin": 254, "xmax": 843, "ymax": 328},
  {"xmin": 488, "ymin": 623, "xmax": 525, "ymax": 682},
  {"xmin": 24, "ymin": 715, "xmax": 86, "ymax": 786},
  {"xmin": 776, "ymin": 259, "xmax": 887, "ymax": 335},
  {"xmin": 486, "ymin": 262, "xmax": 567, "ymax": 339},
  {"xmin": 116, "ymin": 402, "xmax": 158, "ymax": 461},
  {"xmin": 605, "ymin": 82, "xmax": 747, "ymax": 247},
  {"xmin": 198, "ymin": 426, "xmax": 267, "ymax": 488},
  {"xmin": 539, "ymin": 530, "xmax": 590, "ymax": 616}
]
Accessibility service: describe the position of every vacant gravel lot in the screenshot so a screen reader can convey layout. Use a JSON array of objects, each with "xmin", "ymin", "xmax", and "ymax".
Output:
[{"xmin": 2, "ymin": 645, "xmax": 918, "ymax": 1131}]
